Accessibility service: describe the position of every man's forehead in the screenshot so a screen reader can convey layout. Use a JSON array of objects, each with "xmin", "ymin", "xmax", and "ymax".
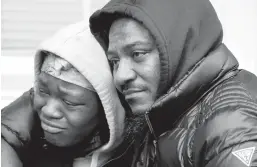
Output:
[{"xmin": 108, "ymin": 18, "xmax": 155, "ymax": 49}]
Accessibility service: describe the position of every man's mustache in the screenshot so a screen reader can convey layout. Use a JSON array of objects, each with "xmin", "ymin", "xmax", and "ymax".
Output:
[{"xmin": 120, "ymin": 83, "xmax": 146, "ymax": 92}]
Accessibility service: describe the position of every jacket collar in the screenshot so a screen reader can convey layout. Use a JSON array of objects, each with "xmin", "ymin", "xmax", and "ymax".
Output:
[{"xmin": 146, "ymin": 44, "xmax": 239, "ymax": 137}]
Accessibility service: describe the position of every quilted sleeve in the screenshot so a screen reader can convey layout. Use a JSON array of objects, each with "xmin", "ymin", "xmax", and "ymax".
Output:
[{"xmin": 193, "ymin": 104, "xmax": 257, "ymax": 167}]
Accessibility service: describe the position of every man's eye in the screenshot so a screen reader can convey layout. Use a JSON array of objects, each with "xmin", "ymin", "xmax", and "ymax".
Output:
[{"xmin": 132, "ymin": 51, "xmax": 147, "ymax": 59}]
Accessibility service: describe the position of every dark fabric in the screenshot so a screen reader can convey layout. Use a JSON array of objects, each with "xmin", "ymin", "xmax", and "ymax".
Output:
[
  {"xmin": 89, "ymin": 0, "xmax": 257, "ymax": 166},
  {"xmin": 90, "ymin": 0, "xmax": 224, "ymax": 95}
]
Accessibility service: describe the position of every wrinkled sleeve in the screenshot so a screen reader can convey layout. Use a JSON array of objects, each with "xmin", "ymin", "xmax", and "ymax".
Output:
[
  {"xmin": 2, "ymin": 138, "xmax": 23, "ymax": 167},
  {"xmin": 205, "ymin": 141, "xmax": 257, "ymax": 167},
  {"xmin": 194, "ymin": 106, "xmax": 257, "ymax": 167},
  {"xmin": 1, "ymin": 88, "xmax": 37, "ymax": 166}
]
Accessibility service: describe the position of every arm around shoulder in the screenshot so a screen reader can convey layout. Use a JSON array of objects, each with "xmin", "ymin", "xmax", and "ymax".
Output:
[{"xmin": 1, "ymin": 89, "xmax": 36, "ymax": 166}]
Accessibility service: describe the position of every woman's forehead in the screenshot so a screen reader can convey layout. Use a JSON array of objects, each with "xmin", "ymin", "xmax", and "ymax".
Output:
[
  {"xmin": 41, "ymin": 53, "xmax": 95, "ymax": 92},
  {"xmin": 38, "ymin": 72, "xmax": 98, "ymax": 99}
]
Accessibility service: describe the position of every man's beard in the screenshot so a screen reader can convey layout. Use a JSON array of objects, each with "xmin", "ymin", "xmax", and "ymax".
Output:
[{"xmin": 124, "ymin": 113, "xmax": 147, "ymax": 142}]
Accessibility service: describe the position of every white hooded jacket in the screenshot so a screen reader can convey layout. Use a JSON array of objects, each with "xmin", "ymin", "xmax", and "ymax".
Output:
[{"xmin": 2, "ymin": 21, "xmax": 125, "ymax": 167}]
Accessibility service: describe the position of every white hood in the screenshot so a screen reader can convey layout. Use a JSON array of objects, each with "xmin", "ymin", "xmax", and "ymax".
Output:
[{"xmin": 34, "ymin": 21, "xmax": 125, "ymax": 167}]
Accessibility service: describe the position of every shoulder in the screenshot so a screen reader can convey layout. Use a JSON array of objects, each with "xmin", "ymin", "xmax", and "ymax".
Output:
[
  {"xmin": 192, "ymin": 76, "xmax": 257, "ymax": 166},
  {"xmin": 1, "ymin": 88, "xmax": 37, "ymax": 150}
]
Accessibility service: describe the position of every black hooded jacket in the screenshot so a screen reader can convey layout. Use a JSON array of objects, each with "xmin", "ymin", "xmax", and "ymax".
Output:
[{"xmin": 90, "ymin": 0, "xmax": 257, "ymax": 166}]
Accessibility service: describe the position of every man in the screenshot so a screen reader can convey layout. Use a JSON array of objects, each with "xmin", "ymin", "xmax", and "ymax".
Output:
[
  {"xmin": 1, "ymin": 21, "xmax": 126, "ymax": 167},
  {"xmin": 89, "ymin": 0, "xmax": 257, "ymax": 166}
]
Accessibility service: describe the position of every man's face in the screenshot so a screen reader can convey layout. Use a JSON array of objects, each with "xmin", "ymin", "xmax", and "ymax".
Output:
[
  {"xmin": 108, "ymin": 18, "xmax": 161, "ymax": 114},
  {"xmin": 34, "ymin": 72, "xmax": 100, "ymax": 147}
]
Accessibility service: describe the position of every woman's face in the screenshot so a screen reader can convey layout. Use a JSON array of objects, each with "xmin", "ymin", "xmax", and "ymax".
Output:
[{"xmin": 34, "ymin": 72, "xmax": 101, "ymax": 147}]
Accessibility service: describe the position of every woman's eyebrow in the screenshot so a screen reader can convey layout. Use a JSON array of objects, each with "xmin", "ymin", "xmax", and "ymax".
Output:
[
  {"xmin": 38, "ymin": 77, "xmax": 48, "ymax": 87},
  {"xmin": 58, "ymin": 85, "xmax": 81, "ymax": 97}
]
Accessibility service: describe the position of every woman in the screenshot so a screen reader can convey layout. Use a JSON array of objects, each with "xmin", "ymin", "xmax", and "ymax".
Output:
[{"xmin": 1, "ymin": 21, "xmax": 125, "ymax": 167}]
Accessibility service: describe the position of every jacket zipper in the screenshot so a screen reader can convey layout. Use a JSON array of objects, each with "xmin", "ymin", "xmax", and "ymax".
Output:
[
  {"xmin": 145, "ymin": 111, "xmax": 158, "ymax": 164},
  {"xmin": 100, "ymin": 140, "xmax": 134, "ymax": 167},
  {"xmin": 145, "ymin": 111, "xmax": 157, "ymax": 140}
]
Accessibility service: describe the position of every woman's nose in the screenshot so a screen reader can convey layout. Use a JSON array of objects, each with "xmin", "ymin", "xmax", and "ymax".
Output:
[{"xmin": 41, "ymin": 99, "xmax": 63, "ymax": 120}]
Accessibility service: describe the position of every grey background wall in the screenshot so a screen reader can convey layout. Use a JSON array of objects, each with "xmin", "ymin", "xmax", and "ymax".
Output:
[
  {"xmin": 1, "ymin": 0, "xmax": 84, "ymax": 108},
  {"xmin": 1, "ymin": 0, "xmax": 257, "ymax": 109}
]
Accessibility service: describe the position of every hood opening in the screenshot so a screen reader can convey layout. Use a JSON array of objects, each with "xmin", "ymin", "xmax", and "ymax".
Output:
[
  {"xmin": 34, "ymin": 21, "xmax": 126, "ymax": 167},
  {"xmin": 90, "ymin": 7, "xmax": 170, "ymax": 96},
  {"xmin": 90, "ymin": 0, "xmax": 224, "ymax": 97}
]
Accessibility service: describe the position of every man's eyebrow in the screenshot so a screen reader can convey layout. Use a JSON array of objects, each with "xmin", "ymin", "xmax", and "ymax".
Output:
[
  {"xmin": 107, "ymin": 41, "xmax": 153, "ymax": 57},
  {"xmin": 126, "ymin": 41, "xmax": 153, "ymax": 48}
]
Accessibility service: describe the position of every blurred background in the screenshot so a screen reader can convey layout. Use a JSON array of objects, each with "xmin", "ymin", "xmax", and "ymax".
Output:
[{"xmin": 1, "ymin": 0, "xmax": 257, "ymax": 109}]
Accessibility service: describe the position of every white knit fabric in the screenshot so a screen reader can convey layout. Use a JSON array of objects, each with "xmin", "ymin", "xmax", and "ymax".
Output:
[
  {"xmin": 34, "ymin": 21, "xmax": 125, "ymax": 167},
  {"xmin": 41, "ymin": 52, "xmax": 96, "ymax": 92}
]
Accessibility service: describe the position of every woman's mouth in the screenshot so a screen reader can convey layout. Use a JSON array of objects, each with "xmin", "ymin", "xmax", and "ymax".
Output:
[{"xmin": 41, "ymin": 121, "xmax": 65, "ymax": 134}]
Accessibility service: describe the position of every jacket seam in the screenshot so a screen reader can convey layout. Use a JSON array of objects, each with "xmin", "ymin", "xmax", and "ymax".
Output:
[
  {"xmin": 1, "ymin": 123, "xmax": 26, "ymax": 147},
  {"xmin": 237, "ymin": 79, "xmax": 257, "ymax": 103},
  {"xmin": 153, "ymin": 56, "xmax": 206, "ymax": 106}
]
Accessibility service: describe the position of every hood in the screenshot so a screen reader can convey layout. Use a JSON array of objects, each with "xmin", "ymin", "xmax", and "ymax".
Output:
[
  {"xmin": 34, "ymin": 21, "xmax": 125, "ymax": 167},
  {"xmin": 90, "ymin": 0, "xmax": 226, "ymax": 94},
  {"xmin": 90, "ymin": 0, "xmax": 239, "ymax": 136}
]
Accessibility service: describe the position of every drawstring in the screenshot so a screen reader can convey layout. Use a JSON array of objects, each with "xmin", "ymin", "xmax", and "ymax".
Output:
[
  {"xmin": 145, "ymin": 111, "xmax": 159, "ymax": 166},
  {"xmin": 90, "ymin": 152, "xmax": 100, "ymax": 167},
  {"xmin": 145, "ymin": 111, "xmax": 157, "ymax": 141}
]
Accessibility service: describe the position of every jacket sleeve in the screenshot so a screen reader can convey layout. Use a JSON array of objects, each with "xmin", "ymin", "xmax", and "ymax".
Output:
[
  {"xmin": 1, "ymin": 88, "xmax": 37, "ymax": 166},
  {"xmin": 193, "ymin": 105, "xmax": 257, "ymax": 167},
  {"xmin": 1, "ymin": 138, "xmax": 23, "ymax": 167}
]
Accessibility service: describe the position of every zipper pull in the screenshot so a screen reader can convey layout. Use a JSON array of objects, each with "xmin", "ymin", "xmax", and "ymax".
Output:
[
  {"xmin": 153, "ymin": 140, "xmax": 157, "ymax": 157},
  {"xmin": 145, "ymin": 111, "xmax": 157, "ymax": 140}
]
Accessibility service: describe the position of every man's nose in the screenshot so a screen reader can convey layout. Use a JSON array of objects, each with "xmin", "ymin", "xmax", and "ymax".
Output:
[
  {"xmin": 114, "ymin": 59, "xmax": 136, "ymax": 88},
  {"xmin": 41, "ymin": 99, "xmax": 63, "ymax": 120}
]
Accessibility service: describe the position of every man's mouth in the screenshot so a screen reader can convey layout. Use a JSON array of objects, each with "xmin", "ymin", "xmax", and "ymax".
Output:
[
  {"xmin": 41, "ymin": 121, "xmax": 66, "ymax": 134},
  {"xmin": 122, "ymin": 89, "xmax": 144, "ymax": 99}
]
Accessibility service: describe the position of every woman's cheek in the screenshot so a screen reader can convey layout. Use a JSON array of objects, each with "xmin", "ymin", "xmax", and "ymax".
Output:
[
  {"xmin": 65, "ymin": 107, "xmax": 91, "ymax": 127},
  {"xmin": 33, "ymin": 92, "xmax": 46, "ymax": 112}
]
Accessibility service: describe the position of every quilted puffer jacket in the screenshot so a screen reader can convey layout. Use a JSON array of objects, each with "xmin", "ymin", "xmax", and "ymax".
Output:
[{"xmin": 89, "ymin": 0, "xmax": 257, "ymax": 166}]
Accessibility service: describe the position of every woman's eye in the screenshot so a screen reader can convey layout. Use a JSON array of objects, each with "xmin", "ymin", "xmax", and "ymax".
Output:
[
  {"xmin": 39, "ymin": 88, "xmax": 49, "ymax": 95},
  {"xmin": 63, "ymin": 99, "xmax": 77, "ymax": 106}
]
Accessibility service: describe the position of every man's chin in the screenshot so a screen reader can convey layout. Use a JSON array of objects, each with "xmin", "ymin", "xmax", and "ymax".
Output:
[
  {"xmin": 127, "ymin": 97, "xmax": 153, "ymax": 114},
  {"xmin": 129, "ymin": 103, "xmax": 149, "ymax": 115}
]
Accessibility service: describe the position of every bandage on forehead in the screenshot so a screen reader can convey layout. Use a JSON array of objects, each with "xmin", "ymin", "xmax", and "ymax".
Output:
[{"xmin": 41, "ymin": 52, "xmax": 95, "ymax": 92}]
